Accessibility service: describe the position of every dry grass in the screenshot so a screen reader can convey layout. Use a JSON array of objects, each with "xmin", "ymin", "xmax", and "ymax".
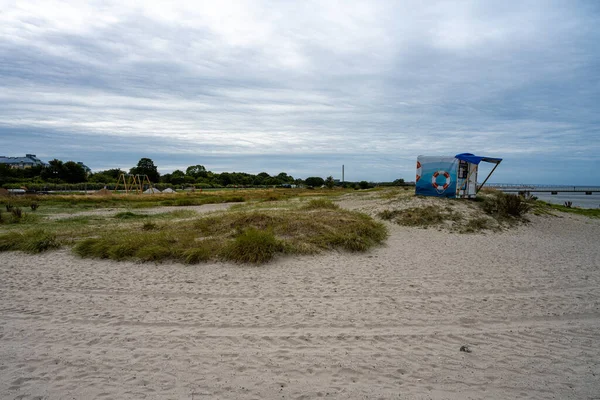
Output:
[{"xmin": 72, "ymin": 208, "xmax": 387, "ymax": 264}]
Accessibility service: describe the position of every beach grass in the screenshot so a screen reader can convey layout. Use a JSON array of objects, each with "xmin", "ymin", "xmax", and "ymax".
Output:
[
  {"xmin": 0, "ymin": 188, "xmax": 388, "ymax": 264},
  {"xmin": 72, "ymin": 208, "xmax": 387, "ymax": 264}
]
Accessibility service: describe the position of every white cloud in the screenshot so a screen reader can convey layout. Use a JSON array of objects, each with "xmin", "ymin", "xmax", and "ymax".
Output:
[{"xmin": 0, "ymin": 0, "xmax": 598, "ymax": 183}]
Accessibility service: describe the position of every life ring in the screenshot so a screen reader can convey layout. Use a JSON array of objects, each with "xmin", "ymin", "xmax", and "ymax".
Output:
[
  {"xmin": 416, "ymin": 161, "xmax": 422, "ymax": 182},
  {"xmin": 432, "ymin": 170, "xmax": 451, "ymax": 192}
]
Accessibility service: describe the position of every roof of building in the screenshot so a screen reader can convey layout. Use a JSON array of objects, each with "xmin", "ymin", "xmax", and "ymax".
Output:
[{"xmin": 0, "ymin": 154, "xmax": 46, "ymax": 166}]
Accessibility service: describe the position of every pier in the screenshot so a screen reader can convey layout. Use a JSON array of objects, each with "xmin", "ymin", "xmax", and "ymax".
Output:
[{"xmin": 488, "ymin": 185, "xmax": 599, "ymax": 194}]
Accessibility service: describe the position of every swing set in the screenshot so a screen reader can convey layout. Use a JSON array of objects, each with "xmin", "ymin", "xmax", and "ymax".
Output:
[{"xmin": 113, "ymin": 173, "xmax": 154, "ymax": 195}]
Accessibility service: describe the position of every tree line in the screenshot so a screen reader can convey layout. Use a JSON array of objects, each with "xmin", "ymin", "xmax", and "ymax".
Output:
[{"xmin": 1, "ymin": 157, "xmax": 406, "ymax": 190}]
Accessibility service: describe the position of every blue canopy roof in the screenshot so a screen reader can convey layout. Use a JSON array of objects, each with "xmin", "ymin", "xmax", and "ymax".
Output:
[{"xmin": 455, "ymin": 153, "xmax": 502, "ymax": 165}]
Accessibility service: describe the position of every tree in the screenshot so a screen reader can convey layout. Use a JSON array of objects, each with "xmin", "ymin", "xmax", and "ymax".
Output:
[
  {"xmin": 276, "ymin": 172, "xmax": 294, "ymax": 183},
  {"xmin": 62, "ymin": 161, "xmax": 87, "ymax": 183},
  {"xmin": 186, "ymin": 165, "xmax": 207, "ymax": 178},
  {"xmin": 359, "ymin": 181, "xmax": 370, "ymax": 189},
  {"xmin": 305, "ymin": 176, "xmax": 324, "ymax": 187},
  {"xmin": 253, "ymin": 172, "xmax": 271, "ymax": 185},
  {"xmin": 130, "ymin": 158, "xmax": 160, "ymax": 183},
  {"xmin": 170, "ymin": 170, "xmax": 186, "ymax": 185},
  {"xmin": 40, "ymin": 159, "xmax": 64, "ymax": 182},
  {"xmin": 325, "ymin": 176, "xmax": 335, "ymax": 189}
]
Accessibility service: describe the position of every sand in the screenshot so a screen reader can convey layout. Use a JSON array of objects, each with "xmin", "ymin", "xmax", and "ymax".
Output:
[{"xmin": 1, "ymin": 208, "xmax": 599, "ymax": 399}]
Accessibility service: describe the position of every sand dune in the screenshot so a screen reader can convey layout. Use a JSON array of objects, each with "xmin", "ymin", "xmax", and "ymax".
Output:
[{"xmin": 1, "ymin": 212, "xmax": 599, "ymax": 399}]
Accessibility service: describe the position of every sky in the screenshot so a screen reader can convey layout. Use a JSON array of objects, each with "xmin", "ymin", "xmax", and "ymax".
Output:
[{"xmin": 0, "ymin": 0, "xmax": 598, "ymax": 184}]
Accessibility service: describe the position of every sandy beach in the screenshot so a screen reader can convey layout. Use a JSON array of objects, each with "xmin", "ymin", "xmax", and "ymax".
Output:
[{"xmin": 1, "ymin": 209, "xmax": 599, "ymax": 399}]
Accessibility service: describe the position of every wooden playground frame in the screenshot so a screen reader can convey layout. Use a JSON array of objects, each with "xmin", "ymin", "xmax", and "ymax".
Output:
[{"xmin": 113, "ymin": 174, "xmax": 154, "ymax": 195}]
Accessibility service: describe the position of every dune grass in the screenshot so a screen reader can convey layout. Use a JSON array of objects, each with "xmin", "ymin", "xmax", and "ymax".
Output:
[
  {"xmin": 0, "ymin": 188, "xmax": 388, "ymax": 263},
  {"xmin": 72, "ymin": 208, "xmax": 387, "ymax": 264},
  {"xmin": 0, "ymin": 229, "xmax": 60, "ymax": 253}
]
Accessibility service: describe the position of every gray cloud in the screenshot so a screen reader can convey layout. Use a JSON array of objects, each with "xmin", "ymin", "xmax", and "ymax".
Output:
[{"xmin": 1, "ymin": 0, "xmax": 598, "ymax": 184}]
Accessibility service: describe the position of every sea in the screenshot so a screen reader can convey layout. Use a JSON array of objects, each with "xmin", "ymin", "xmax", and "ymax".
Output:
[{"xmin": 493, "ymin": 185, "xmax": 600, "ymax": 209}]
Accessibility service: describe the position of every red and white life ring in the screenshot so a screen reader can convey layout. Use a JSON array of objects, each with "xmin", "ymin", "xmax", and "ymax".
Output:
[
  {"xmin": 416, "ymin": 161, "xmax": 422, "ymax": 182},
  {"xmin": 432, "ymin": 170, "xmax": 451, "ymax": 192}
]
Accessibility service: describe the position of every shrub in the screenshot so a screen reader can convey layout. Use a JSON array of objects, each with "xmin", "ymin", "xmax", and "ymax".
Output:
[
  {"xmin": 500, "ymin": 193, "xmax": 531, "ymax": 217},
  {"xmin": 564, "ymin": 201, "xmax": 573, "ymax": 208},
  {"xmin": 481, "ymin": 192, "xmax": 531, "ymax": 218},
  {"xmin": 359, "ymin": 181, "xmax": 370, "ymax": 189}
]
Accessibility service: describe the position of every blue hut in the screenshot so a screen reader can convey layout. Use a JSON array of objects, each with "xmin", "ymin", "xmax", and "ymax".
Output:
[{"xmin": 415, "ymin": 153, "xmax": 502, "ymax": 198}]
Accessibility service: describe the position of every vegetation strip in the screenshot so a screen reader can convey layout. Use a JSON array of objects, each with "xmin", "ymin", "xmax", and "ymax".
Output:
[{"xmin": 0, "ymin": 195, "xmax": 387, "ymax": 264}]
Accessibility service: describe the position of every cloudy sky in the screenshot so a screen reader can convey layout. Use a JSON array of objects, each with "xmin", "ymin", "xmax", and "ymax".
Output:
[{"xmin": 1, "ymin": 0, "xmax": 598, "ymax": 184}]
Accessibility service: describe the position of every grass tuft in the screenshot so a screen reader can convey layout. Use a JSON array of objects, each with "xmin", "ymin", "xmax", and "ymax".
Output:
[
  {"xmin": 22, "ymin": 230, "xmax": 61, "ymax": 253},
  {"xmin": 222, "ymin": 228, "xmax": 284, "ymax": 264},
  {"xmin": 136, "ymin": 245, "xmax": 172, "ymax": 262},
  {"xmin": 0, "ymin": 230, "xmax": 60, "ymax": 253},
  {"xmin": 0, "ymin": 232, "xmax": 22, "ymax": 251},
  {"xmin": 302, "ymin": 199, "xmax": 339, "ymax": 210}
]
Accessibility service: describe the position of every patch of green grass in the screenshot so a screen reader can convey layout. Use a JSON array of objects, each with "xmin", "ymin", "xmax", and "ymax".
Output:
[
  {"xmin": 544, "ymin": 203, "xmax": 600, "ymax": 218},
  {"xmin": 55, "ymin": 216, "xmax": 92, "ymax": 225},
  {"xmin": 221, "ymin": 228, "xmax": 284, "ymax": 264},
  {"xmin": 135, "ymin": 245, "xmax": 172, "ymax": 262},
  {"xmin": 0, "ymin": 231, "xmax": 22, "ymax": 251},
  {"xmin": 0, "ymin": 230, "xmax": 60, "ymax": 253}
]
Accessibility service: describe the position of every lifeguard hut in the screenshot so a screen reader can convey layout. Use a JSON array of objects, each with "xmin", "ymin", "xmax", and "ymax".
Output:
[{"xmin": 415, "ymin": 153, "xmax": 502, "ymax": 198}]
